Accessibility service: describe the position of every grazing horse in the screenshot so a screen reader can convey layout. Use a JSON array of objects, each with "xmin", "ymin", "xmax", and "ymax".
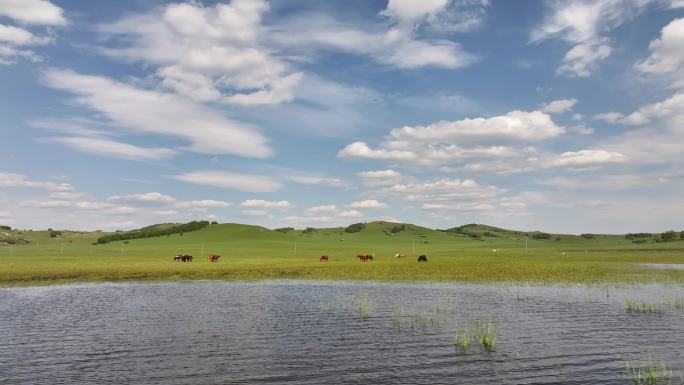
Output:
[
  {"xmin": 319, "ymin": 255, "xmax": 329, "ymax": 262},
  {"xmin": 357, "ymin": 254, "xmax": 373, "ymax": 262},
  {"xmin": 174, "ymin": 254, "xmax": 193, "ymax": 262},
  {"xmin": 208, "ymin": 254, "xmax": 220, "ymax": 262},
  {"xmin": 417, "ymin": 255, "xmax": 428, "ymax": 263},
  {"xmin": 394, "ymin": 253, "xmax": 406, "ymax": 259}
]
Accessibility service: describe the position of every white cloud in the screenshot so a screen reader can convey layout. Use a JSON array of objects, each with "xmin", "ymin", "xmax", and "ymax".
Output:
[
  {"xmin": 42, "ymin": 69, "xmax": 272, "ymax": 158},
  {"xmin": 175, "ymin": 200, "xmax": 231, "ymax": 209},
  {"xmin": 532, "ymin": 0, "xmax": 653, "ymax": 77},
  {"xmin": 568, "ymin": 125, "xmax": 594, "ymax": 135},
  {"xmin": 557, "ymin": 43, "xmax": 612, "ymax": 77},
  {"xmin": 107, "ymin": 192, "xmax": 177, "ymax": 205},
  {"xmin": 384, "ymin": 110, "xmax": 564, "ymax": 147},
  {"xmin": 384, "ymin": 178, "xmax": 501, "ymax": 202},
  {"xmin": 0, "ymin": 24, "xmax": 48, "ymax": 45},
  {"xmin": 546, "ymin": 149, "xmax": 627, "ymax": 168},
  {"xmin": 358, "ymin": 169, "xmax": 402, "ymax": 187},
  {"xmin": 340, "ymin": 110, "xmax": 564, "ymax": 167},
  {"xmin": 453, "ymin": 149, "xmax": 627, "ymax": 174},
  {"xmin": 592, "ymin": 112, "xmax": 624, "ymax": 123},
  {"xmin": 97, "ymin": 1, "xmax": 301, "ymax": 106},
  {"xmin": 269, "ymin": 5, "xmax": 477, "ymax": 70},
  {"xmin": 596, "ymin": 92, "xmax": 684, "ymax": 164},
  {"xmin": 307, "ymin": 205, "xmax": 337, "ymax": 213},
  {"xmin": 50, "ymin": 137, "xmax": 177, "ymax": 161},
  {"xmin": 240, "ymin": 199, "xmax": 293, "ymax": 209},
  {"xmin": 0, "ymin": 0, "xmax": 66, "ymax": 64},
  {"xmin": 346, "ymin": 200, "xmax": 388, "ymax": 209},
  {"xmin": 172, "ymin": 171, "xmax": 281, "ymax": 193},
  {"xmin": 338, "ymin": 142, "xmax": 415, "ymax": 161},
  {"xmin": 635, "ymin": 18, "xmax": 684, "ymax": 88},
  {"xmin": 619, "ymin": 92, "xmax": 684, "ymax": 125},
  {"xmin": 289, "ymin": 175, "xmax": 348, "ymax": 188},
  {"xmin": 540, "ymin": 98, "xmax": 578, "ymax": 114},
  {"xmin": 0, "ymin": 172, "xmax": 72, "ymax": 191},
  {"xmin": 0, "ymin": 0, "xmax": 67, "ymax": 26},
  {"xmin": 337, "ymin": 209, "xmax": 363, "ymax": 218}
]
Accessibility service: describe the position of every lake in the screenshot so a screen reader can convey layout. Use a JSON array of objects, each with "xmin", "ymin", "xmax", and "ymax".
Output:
[{"xmin": 1, "ymin": 281, "xmax": 683, "ymax": 384}]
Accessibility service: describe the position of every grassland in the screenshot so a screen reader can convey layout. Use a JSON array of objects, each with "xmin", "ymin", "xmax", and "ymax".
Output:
[{"xmin": 1, "ymin": 221, "xmax": 684, "ymax": 287}]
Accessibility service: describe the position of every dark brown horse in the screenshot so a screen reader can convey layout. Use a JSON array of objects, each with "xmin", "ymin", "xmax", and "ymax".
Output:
[
  {"xmin": 174, "ymin": 254, "xmax": 193, "ymax": 262},
  {"xmin": 418, "ymin": 255, "xmax": 428, "ymax": 263},
  {"xmin": 357, "ymin": 254, "xmax": 373, "ymax": 262},
  {"xmin": 208, "ymin": 254, "xmax": 220, "ymax": 262},
  {"xmin": 320, "ymin": 255, "xmax": 329, "ymax": 262}
]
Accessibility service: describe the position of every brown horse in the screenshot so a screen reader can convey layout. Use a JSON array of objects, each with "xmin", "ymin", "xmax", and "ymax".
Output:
[
  {"xmin": 394, "ymin": 253, "xmax": 406, "ymax": 259},
  {"xmin": 208, "ymin": 254, "xmax": 220, "ymax": 262},
  {"xmin": 320, "ymin": 255, "xmax": 329, "ymax": 262},
  {"xmin": 357, "ymin": 254, "xmax": 373, "ymax": 262}
]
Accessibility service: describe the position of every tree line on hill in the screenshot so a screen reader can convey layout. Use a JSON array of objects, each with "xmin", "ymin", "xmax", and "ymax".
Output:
[
  {"xmin": 95, "ymin": 221, "xmax": 211, "ymax": 244},
  {"xmin": 625, "ymin": 231, "xmax": 684, "ymax": 243}
]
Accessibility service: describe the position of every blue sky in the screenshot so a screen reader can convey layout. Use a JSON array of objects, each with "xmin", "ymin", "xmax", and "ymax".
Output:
[{"xmin": 1, "ymin": 0, "xmax": 684, "ymax": 233}]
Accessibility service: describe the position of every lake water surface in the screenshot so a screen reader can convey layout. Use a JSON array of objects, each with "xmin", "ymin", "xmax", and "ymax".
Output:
[{"xmin": 1, "ymin": 281, "xmax": 683, "ymax": 384}]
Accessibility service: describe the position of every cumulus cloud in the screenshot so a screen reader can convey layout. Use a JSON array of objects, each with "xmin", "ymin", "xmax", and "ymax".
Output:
[
  {"xmin": 596, "ymin": 92, "xmax": 684, "ymax": 164},
  {"xmin": 97, "ymin": 0, "xmax": 301, "ymax": 106},
  {"xmin": 540, "ymin": 98, "xmax": 578, "ymax": 114},
  {"xmin": 171, "ymin": 171, "xmax": 281, "ymax": 193},
  {"xmin": 635, "ymin": 18, "xmax": 684, "ymax": 88},
  {"xmin": 358, "ymin": 169, "xmax": 402, "ymax": 187},
  {"xmin": 592, "ymin": 112, "xmax": 624, "ymax": 123},
  {"xmin": 0, "ymin": 0, "xmax": 68, "ymax": 26},
  {"xmin": 339, "ymin": 110, "xmax": 564, "ymax": 167},
  {"xmin": 452, "ymin": 149, "xmax": 627, "ymax": 174},
  {"xmin": 107, "ymin": 192, "xmax": 176, "ymax": 206},
  {"xmin": 0, "ymin": 0, "xmax": 66, "ymax": 64},
  {"xmin": 175, "ymin": 200, "xmax": 231, "ymax": 209},
  {"xmin": 346, "ymin": 200, "xmax": 388, "ymax": 209},
  {"xmin": 307, "ymin": 205, "xmax": 337, "ymax": 213},
  {"xmin": 240, "ymin": 199, "xmax": 293, "ymax": 209},
  {"xmin": 41, "ymin": 68, "xmax": 272, "ymax": 158}
]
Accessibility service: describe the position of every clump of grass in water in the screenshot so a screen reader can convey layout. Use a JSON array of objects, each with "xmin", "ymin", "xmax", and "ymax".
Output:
[
  {"xmin": 454, "ymin": 325, "xmax": 471, "ymax": 352},
  {"xmin": 625, "ymin": 355, "xmax": 672, "ymax": 385},
  {"xmin": 476, "ymin": 320, "xmax": 496, "ymax": 352},
  {"xmin": 625, "ymin": 299, "xmax": 664, "ymax": 315},
  {"xmin": 454, "ymin": 318, "xmax": 496, "ymax": 353},
  {"xmin": 516, "ymin": 291, "xmax": 526, "ymax": 301},
  {"xmin": 353, "ymin": 295, "xmax": 373, "ymax": 318},
  {"xmin": 319, "ymin": 302, "xmax": 330, "ymax": 312}
]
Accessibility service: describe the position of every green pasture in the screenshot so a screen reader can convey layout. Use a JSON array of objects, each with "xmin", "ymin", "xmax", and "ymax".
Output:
[{"xmin": 1, "ymin": 221, "xmax": 684, "ymax": 286}]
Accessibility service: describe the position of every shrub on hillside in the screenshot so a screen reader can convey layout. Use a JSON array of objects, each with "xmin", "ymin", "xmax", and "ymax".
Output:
[
  {"xmin": 275, "ymin": 227, "xmax": 294, "ymax": 233},
  {"xmin": 345, "ymin": 223, "xmax": 366, "ymax": 233},
  {"xmin": 531, "ymin": 232, "xmax": 551, "ymax": 240},
  {"xmin": 580, "ymin": 233, "xmax": 595, "ymax": 239},
  {"xmin": 302, "ymin": 227, "xmax": 317, "ymax": 234},
  {"xmin": 0, "ymin": 225, "xmax": 10, "ymax": 230},
  {"xmin": 95, "ymin": 220, "xmax": 209, "ymax": 244}
]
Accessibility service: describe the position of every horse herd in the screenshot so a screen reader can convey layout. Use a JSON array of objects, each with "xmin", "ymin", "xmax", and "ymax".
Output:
[
  {"xmin": 173, "ymin": 254, "xmax": 220, "ymax": 262},
  {"xmin": 319, "ymin": 253, "xmax": 428, "ymax": 262},
  {"xmin": 174, "ymin": 253, "xmax": 427, "ymax": 263}
]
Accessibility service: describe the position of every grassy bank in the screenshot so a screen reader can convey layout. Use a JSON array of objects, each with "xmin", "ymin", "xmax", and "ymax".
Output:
[{"xmin": 2, "ymin": 222, "xmax": 684, "ymax": 287}]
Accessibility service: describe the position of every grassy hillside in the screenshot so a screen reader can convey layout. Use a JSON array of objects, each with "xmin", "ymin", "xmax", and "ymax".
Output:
[{"xmin": 1, "ymin": 221, "xmax": 683, "ymax": 286}]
